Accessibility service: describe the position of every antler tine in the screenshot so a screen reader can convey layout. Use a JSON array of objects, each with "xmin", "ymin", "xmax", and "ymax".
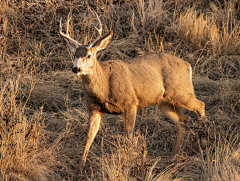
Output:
[
  {"xmin": 59, "ymin": 13, "xmax": 81, "ymax": 48},
  {"xmin": 93, "ymin": 10, "xmax": 102, "ymax": 37},
  {"xmin": 66, "ymin": 13, "xmax": 71, "ymax": 35},
  {"xmin": 88, "ymin": 10, "xmax": 103, "ymax": 48}
]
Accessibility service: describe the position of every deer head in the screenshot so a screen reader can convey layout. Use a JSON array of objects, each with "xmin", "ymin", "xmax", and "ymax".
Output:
[{"xmin": 59, "ymin": 11, "xmax": 113, "ymax": 75}]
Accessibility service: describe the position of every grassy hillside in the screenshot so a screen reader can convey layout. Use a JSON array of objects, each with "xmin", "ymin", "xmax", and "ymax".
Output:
[{"xmin": 1, "ymin": 0, "xmax": 240, "ymax": 180}]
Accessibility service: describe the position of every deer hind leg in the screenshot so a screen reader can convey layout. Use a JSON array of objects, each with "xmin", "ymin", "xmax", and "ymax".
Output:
[
  {"xmin": 122, "ymin": 106, "xmax": 137, "ymax": 140},
  {"xmin": 177, "ymin": 95, "xmax": 206, "ymax": 124},
  {"xmin": 157, "ymin": 100, "xmax": 186, "ymax": 156},
  {"xmin": 77, "ymin": 111, "xmax": 102, "ymax": 172},
  {"xmin": 175, "ymin": 105, "xmax": 189, "ymax": 124}
]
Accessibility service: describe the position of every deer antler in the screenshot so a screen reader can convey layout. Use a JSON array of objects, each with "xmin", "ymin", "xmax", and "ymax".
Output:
[
  {"xmin": 88, "ymin": 10, "xmax": 103, "ymax": 48},
  {"xmin": 59, "ymin": 13, "xmax": 82, "ymax": 48}
]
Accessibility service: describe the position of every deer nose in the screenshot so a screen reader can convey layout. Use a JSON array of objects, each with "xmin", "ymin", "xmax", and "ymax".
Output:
[{"xmin": 72, "ymin": 67, "xmax": 80, "ymax": 73}]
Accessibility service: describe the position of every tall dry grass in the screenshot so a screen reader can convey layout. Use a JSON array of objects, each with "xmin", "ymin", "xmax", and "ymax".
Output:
[
  {"xmin": 0, "ymin": 0, "xmax": 240, "ymax": 180},
  {"xmin": 169, "ymin": 1, "xmax": 240, "ymax": 79},
  {"xmin": 203, "ymin": 128, "xmax": 240, "ymax": 180},
  {"xmin": 0, "ymin": 77, "xmax": 63, "ymax": 180},
  {"xmin": 172, "ymin": 3, "xmax": 240, "ymax": 55}
]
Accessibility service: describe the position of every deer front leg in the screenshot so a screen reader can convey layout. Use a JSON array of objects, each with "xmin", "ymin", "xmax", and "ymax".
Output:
[
  {"xmin": 77, "ymin": 111, "xmax": 102, "ymax": 172},
  {"xmin": 122, "ymin": 106, "xmax": 137, "ymax": 140},
  {"xmin": 157, "ymin": 101, "xmax": 186, "ymax": 156}
]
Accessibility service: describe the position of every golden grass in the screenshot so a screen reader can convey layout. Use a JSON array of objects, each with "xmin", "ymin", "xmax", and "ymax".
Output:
[
  {"xmin": 203, "ymin": 128, "xmax": 240, "ymax": 180},
  {"xmin": 0, "ymin": 78, "xmax": 61, "ymax": 180},
  {"xmin": 0, "ymin": 0, "xmax": 240, "ymax": 180},
  {"xmin": 172, "ymin": 3, "xmax": 240, "ymax": 56}
]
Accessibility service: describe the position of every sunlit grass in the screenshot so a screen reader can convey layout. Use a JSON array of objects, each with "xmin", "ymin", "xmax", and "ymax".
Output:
[{"xmin": 0, "ymin": 0, "xmax": 240, "ymax": 180}]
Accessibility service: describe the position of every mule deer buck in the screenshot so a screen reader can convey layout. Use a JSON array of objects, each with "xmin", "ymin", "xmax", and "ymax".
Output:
[{"xmin": 59, "ymin": 11, "xmax": 205, "ymax": 171}]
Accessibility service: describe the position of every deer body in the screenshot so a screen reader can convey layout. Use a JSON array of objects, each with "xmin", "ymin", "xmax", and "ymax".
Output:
[
  {"xmin": 83, "ymin": 53, "xmax": 195, "ymax": 114},
  {"xmin": 59, "ymin": 12, "xmax": 205, "ymax": 171}
]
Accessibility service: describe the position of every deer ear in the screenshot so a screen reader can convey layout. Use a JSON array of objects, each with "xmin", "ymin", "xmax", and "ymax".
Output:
[{"xmin": 93, "ymin": 30, "xmax": 113, "ymax": 51}]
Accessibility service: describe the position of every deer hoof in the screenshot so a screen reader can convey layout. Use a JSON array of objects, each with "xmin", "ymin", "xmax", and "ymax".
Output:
[
  {"xmin": 197, "ymin": 116, "xmax": 208, "ymax": 127},
  {"xmin": 77, "ymin": 159, "xmax": 86, "ymax": 173}
]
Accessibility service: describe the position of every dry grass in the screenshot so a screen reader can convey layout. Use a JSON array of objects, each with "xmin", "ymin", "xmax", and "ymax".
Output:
[
  {"xmin": 203, "ymin": 127, "xmax": 240, "ymax": 180},
  {"xmin": 0, "ymin": 78, "xmax": 62, "ymax": 180},
  {"xmin": 0, "ymin": 0, "xmax": 240, "ymax": 180},
  {"xmin": 171, "ymin": 3, "xmax": 240, "ymax": 55}
]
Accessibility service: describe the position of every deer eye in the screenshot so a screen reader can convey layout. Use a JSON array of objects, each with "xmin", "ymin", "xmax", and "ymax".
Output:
[{"xmin": 87, "ymin": 55, "xmax": 91, "ymax": 59}]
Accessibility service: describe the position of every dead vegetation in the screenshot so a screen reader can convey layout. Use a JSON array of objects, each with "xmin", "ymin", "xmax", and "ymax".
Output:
[{"xmin": 0, "ymin": 0, "xmax": 240, "ymax": 180}]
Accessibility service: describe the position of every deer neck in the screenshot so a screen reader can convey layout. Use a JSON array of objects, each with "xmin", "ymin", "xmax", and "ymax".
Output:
[{"xmin": 80, "ymin": 60, "xmax": 108, "ymax": 100}]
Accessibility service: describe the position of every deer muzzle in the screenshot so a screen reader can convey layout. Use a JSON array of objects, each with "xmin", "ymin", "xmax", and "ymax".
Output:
[{"xmin": 72, "ymin": 67, "xmax": 80, "ymax": 73}]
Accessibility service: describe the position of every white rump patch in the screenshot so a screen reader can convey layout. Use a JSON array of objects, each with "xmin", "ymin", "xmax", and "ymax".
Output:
[{"xmin": 190, "ymin": 65, "xmax": 193, "ymax": 83}]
